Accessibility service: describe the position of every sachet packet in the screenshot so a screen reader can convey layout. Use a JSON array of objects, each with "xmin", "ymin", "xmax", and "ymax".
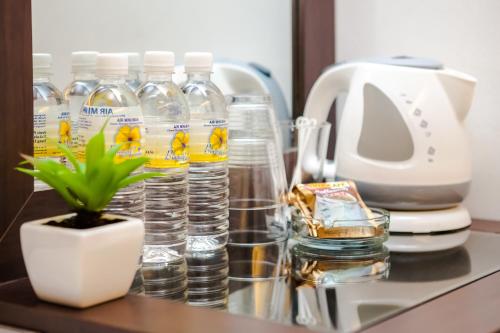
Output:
[{"xmin": 289, "ymin": 181, "xmax": 382, "ymax": 238}]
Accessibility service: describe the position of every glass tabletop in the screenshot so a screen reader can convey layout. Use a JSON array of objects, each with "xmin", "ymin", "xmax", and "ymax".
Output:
[{"xmin": 145, "ymin": 230, "xmax": 500, "ymax": 332}]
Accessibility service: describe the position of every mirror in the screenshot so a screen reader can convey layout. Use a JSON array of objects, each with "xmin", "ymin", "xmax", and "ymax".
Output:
[
  {"xmin": 31, "ymin": 0, "xmax": 294, "ymax": 196},
  {"xmin": 30, "ymin": 0, "xmax": 294, "ymax": 302},
  {"xmin": 31, "ymin": 0, "xmax": 292, "ymax": 111}
]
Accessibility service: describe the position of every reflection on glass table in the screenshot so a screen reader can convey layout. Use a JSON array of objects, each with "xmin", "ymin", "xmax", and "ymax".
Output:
[
  {"xmin": 290, "ymin": 244, "xmax": 390, "ymax": 331},
  {"xmin": 142, "ymin": 256, "xmax": 187, "ymax": 301},
  {"xmin": 137, "ymin": 231, "xmax": 500, "ymax": 332},
  {"xmin": 220, "ymin": 231, "xmax": 500, "ymax": 332},
  {"xmin": 186, "ymin": 248, "xmax": 229, "ymax": 309}
]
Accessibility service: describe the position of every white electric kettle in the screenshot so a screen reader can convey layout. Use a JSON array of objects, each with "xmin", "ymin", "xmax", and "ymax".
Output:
[{"xmin": 303, "ymin": 56, "xmax": 476, "ymax": 216}]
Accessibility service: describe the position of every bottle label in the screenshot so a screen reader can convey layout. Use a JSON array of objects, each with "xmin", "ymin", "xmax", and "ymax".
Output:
[
  {"xmin": 66, "ymin": 95, "xmax": 87, "ymax": 150},
  {"xmin": 144, "ymin": 123, "xmax": 190, "ymax": 169},
  {"xmin": 190, "ymin": 119, "xmax": 228, "ymax": 163},
  {"xmin": 78, "ymin": 105, "xmax": 145, "ymax": 162},
  {"xmin": 33, "ymin": 104, "xmax": 71, "ymax": 160}
]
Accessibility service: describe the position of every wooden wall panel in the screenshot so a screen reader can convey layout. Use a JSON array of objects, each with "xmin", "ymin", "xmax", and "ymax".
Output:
[
  {"xmin": 0, "ymin": 0, "xmax": 33, "ymax": 240},
  {"xmin": 292, "ymin": 0, "xmax": 336, "ymax": 157}
]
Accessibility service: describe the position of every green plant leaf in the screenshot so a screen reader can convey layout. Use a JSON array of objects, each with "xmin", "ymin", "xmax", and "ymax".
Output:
[
  {"xmin": 54, "ymin": 169, "xmax": 90, "ymax": 205},
  {"xmin": 16, "ymin": 118, "xmax": 152, "ymax": 217},
  {"xmin": 16, "ymin": 167, "xmax": 84, "ymax": 210},
  {"xmin": 19, "ymin": 153, "xmax": 35, "ymax": 165},
  {"xmin": 32, "ymin": 158, "xmax": 69, "ymax": 177},
  {"xmin": 86, "ymin": 158, "xmax": 118, "ymax": 211},
  {"xmin": 79, "ymin": 163, "xmax": 86, "ymax": 175},
  {"xmin": 105, "ymin": 143, "xmax": 123, "ymax": 160},
  {"xmin": 85, "ymin": 130, "xmax": 105, "ymax": 179},
  {"xmin": 111, "ymin": 157, "xmax": 149, "ymax": 184},
  {"xmin": 57, "ymin": 142, "xmax": 82, "ymax": 174}
]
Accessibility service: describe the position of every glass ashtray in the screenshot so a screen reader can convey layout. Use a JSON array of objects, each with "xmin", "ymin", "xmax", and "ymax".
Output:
[{"xmin": 291, "ymin": 207, "xmax": 390, "ymax": 251}]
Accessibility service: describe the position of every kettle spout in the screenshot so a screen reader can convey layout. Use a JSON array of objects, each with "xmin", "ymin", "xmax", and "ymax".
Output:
[{"xmin": 437, "ymin": 69, "xmax": 477, "ymax": 122}]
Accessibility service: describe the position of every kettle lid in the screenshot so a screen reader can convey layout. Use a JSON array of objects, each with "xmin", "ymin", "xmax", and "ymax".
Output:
[{"xmin": 344, "ymin": 56, "xmax": 444, "ymax": 70}]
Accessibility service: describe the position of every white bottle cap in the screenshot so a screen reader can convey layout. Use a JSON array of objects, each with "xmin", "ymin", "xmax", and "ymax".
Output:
[
  {"xmin": 184, "ymin": 52, "xmax": 213, "ymax": 72},
  {"xmin": 96, "ymin": 53, "xmax": 128, "ymax": 76},
  {"xmin": 33, "ymin": 53, "xmax": 52, "ymax": 74},
  {"xmin": 144, "ymin": 51, "xmax": 175, "ymax": 73},
  {"xmin": 123, "ymin": 52, "xmax": 141, "ymax": 73},
  {"xmin": 71, "ymin": 51, "xmax": 98, "ymax": 73}
]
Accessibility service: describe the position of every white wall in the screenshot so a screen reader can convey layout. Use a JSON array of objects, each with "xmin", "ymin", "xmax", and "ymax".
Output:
[
  {"xmin": 32, "ymin": 0, "xmax": 292, "ymax": 111},
  {"xmin": 336, "ymin": 0, "xmax": 500, "ymax": 220}
]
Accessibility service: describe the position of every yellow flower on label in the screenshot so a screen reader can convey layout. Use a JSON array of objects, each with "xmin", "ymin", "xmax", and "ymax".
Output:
[
  {"xmin": 115, "ymin": 125, "xmax": 141, "ymax": 151},
  {"xmin": 209, "ymin": 127, "xmax": 227, "ymax": 150},
  {"xmin": 172, "ymin": 131, "xmax": 189, "ymax": 156},
  {"xmin": 59, "ymin": 120, "xmax": 71, "ymax": 144}
]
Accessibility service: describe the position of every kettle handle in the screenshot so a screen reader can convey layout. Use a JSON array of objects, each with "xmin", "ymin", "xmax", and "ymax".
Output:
[{"xmin": 303, "ymin": 63, "xmax": 357, "ymax": 179}]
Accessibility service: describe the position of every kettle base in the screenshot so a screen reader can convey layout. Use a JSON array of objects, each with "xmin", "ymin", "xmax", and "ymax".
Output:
[
  {"xmin": 386, "ymin": 228, "xmax": 470, "ymax": 253},
  {"xmin": 338, "ymin": 177, "xmax": 471, "ymax": 211},
  {"xmin": 388, "ymin": 204, "xmax": 471, "ymax": 234}
]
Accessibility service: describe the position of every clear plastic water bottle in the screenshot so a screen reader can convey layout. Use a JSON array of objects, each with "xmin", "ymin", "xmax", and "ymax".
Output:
[
  {"xmin": 33, "ymin": 53, "xmax": 69, "ymax": 191},
  {"xmin": 124, "ymin": 52, "xmax": 142, "ymax": 92},
  {"xmin": 137, "ymin": 51, "xmax": 189, "ymax": 298},
  {"xmin": 182, "ymin": 52, "xmax": 229, "ymax": 251},
  {"xmin": 78, "ymin": 53, "xmax": 145, "ymax": 220},
  {"xmin": 63, "ymin": 51, "xmax": 99, "ymax": 152}
]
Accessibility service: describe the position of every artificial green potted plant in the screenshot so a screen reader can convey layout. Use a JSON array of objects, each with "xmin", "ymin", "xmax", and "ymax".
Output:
[{"xmin": 17, "ymin": 126, "xmax": 158, "ymax": 308}]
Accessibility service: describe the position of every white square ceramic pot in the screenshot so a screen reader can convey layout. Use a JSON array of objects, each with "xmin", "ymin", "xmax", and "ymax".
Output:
[{"xmin": 20, "ymin": 213, "xmax": 144, "ymax": 308}]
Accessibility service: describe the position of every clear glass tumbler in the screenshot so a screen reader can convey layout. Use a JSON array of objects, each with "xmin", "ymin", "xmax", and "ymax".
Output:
[
  {"xmin": 279, "ymin": 120, "xmax": 332, "ymax": 188},
  {"xmin": 227, "ymin": 95, "xmax": 288, "ymax": 280}
]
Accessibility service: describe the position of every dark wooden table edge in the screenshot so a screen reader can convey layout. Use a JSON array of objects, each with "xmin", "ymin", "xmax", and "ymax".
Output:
[
  {"xmin": 0, "ymin": 278, "xmax": 311, "ymax": 333},
  {"xmin": 470, "ymin": 218, "xmax": 500, "ymax": 234}
]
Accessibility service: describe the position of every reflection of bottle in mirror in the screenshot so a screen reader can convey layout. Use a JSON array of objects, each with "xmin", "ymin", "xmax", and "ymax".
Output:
[
  {"xmin": 33, "ymin": 53, "xmax": 69, "ymax": 191},
  {"xmin": 63, "ymin": 51, "xmax": 99, "ymax": 153},
  {"xmin": 124, "ymin": 52, "xmax": 143, "ymax": 92},
  {"xmin": 182, "ymin": 52, "xmax": 229, "ymax": 251},
  {"xmin": 186, "ymin": 248, "xmax": 228, "ymax": 308},
  {"xmin": 137, "ymin": 51, "xmax": 190, "ymax": 298},
  {"xmin": 78, "ymin": 53, "xmax": 145, "ymax": 219}
]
